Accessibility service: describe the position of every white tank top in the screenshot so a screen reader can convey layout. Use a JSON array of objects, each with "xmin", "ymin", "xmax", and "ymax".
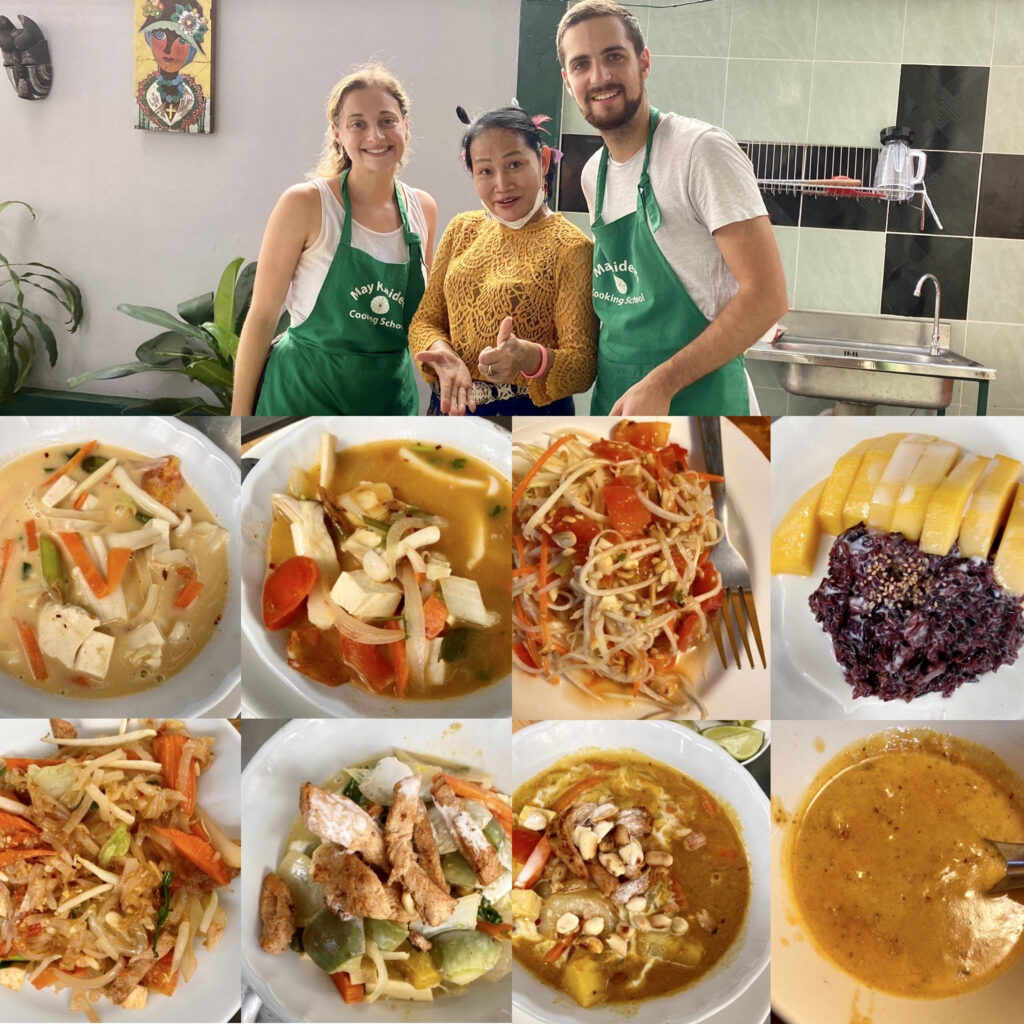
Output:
[{"xmin": 285, "ymin": 176, "xmax": 428, "ymax": 328}]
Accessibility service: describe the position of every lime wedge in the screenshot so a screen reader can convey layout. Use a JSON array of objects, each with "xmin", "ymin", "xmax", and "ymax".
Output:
[{"xmin": 701, "ymin": 725, "xmax": 764, "ymax": 762}]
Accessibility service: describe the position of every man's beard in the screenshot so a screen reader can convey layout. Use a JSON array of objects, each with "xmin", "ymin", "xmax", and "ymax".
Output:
[{"xmin": 581, "ymin": 86, "xmax": 643, "ymax": 131}]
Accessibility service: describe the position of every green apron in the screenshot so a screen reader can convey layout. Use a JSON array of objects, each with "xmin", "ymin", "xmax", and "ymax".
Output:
[
  {"xmin": 256, "ymin": 169, "xmax": 423, "ymax": 415},
  {"xmin": 590, "ymin": 108, "xmax": 748, "ymax": 415}
]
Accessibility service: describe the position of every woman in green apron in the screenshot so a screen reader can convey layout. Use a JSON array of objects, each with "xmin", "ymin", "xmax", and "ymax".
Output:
[
  {"xmin": 590, "ymin": 108, "xmax": 747, "ymax": 416},
  {"xmin": 232, "ymin": 64, "xmax": 437, "ymax": 415}
]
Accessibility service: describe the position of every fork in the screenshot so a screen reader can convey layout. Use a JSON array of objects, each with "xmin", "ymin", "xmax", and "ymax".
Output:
[{"xmin": 696, "ymin": 417, "xmax": 767, "ymax": 670}]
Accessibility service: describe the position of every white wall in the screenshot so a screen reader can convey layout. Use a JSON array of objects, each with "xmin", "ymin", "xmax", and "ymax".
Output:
[{"xmin": 2, "ymin": 0, "xmax": 521, "ymax": 397}]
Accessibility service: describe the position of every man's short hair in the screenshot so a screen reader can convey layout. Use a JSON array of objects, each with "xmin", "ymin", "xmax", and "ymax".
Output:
[{"xmin": 556, "ymin": 0, "xmax": 646, "ymax": 67}]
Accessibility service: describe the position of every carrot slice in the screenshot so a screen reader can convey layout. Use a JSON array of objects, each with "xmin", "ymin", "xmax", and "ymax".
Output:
[
  {"xmin": 476, "ymin": 920, "xmax": 513, "ymax": 938},
  {"xmin": 435, "ymin": 773, "xmax": 513, "ymax": 834},
  {"xmin": 543, "ymin": 924, "xmax": 580, "ymax": 963},
  {"xmin": 0, "ymin": 811, "xmax": 40, "ymax": 834},
  {"xmin": 551, "ymin": 775, "xmax": 605, "ymax": 813},
  {"xmin": 512, "ymin": 434, "xmax": 576, "ymax": 509},
  {"xmin": 58, "ymin": 532, "xmax": 107, "ymax": 597},
  {"xmin": 24, "ymin": 520, "xmax": 37, "ymax": 552},
  {"xmin": 0, "ymin": 757, "xmax": 63, "ymax": 771},
  {"xmin": 0, "ymin": 848, "xmax": 54, "ymax": 868},
  {"xmin": 514, "ymin": 834, "xmax": 551, "ymax": 889},
  {"xmin": 330, "ymin": 970, "xmax": 365, "ymax": 1004},
  {"xmin": 14, "ymin": 620, "xmax": 48, "ymax": 681},
  {"xmin": 43, "ymin": 440, "xmax": 97, "ymax": 490},
  {"xmin": 142, "ymin": 951, "xmax": 179, "ymax": 996},
  {"xmin": 153, "ymin": 733, "xmax": 196, "ymax": 816},
  {"xmin": 421, "ymin": 593, "xmax": 448, "ymax": 640},
  {"xmin": 385, "ymin": 620, "xmax": 409, "ymax": 699},
  {"xmin": 152, "ymin": 826, "xmax": 231, "ymax": 885},
  {"xmin": 0, "ymin": 538, "xmax": 13, "ymax": 588},
  {"xmin": 173, "ymin": 579, "xmax": 204, "ymax": 609},
  {"xmin": 72, "ymin": 491, "xmax": 90, "ymax": 510},
  {"xmin": 103, "ymin": 548, "xmax": 131, "ymax": 597}
]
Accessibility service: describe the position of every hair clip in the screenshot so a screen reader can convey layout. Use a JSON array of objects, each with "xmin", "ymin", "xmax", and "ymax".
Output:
[
  {"xmin": 531, "ymin": 114, "xmax": 552, "ymax": 135},
  {"xmin": 456, "ymin": 105, "xmax": 471, "ymax": 125}
]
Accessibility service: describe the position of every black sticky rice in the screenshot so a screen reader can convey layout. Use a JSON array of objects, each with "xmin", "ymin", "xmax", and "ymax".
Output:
[{"xmin": 809, "ymin": 524, "xmax": 1024, "ymax": 701}]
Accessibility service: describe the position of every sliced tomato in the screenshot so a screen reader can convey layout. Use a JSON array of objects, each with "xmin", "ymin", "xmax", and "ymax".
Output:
[
  {"xmin": 602, "ymin": 482, "xmax": 652, "ymax": 540},
  {"xmin": 545, "ymin": 506, "xmax": 603, "ymax": 563},
  {"xmin": 262, "ymin": 556, "xmax": 319, "ymax": 630},
  {"xmin": 655, "ymin": 442, "xmax": 689, "ymax": 476},
  {"xmin": 421, "ymin": 593, "xmax": 448, "ymax": 639},
  {"xmin": 589, "ymin": 439, "xmax": 636, "ymax": 463},
  {"xmin": 140, "ymin": 455, "xmax": 184, "ymax": 506},
  {"xmin": 676, "ymin": 612, "xmax": 702, "ymax": 650},
  {"xmin": 512, "ymin": 826, "xmax": 543, "ymax": 864},
  {"xmin": 693, "ymin": 560, "xmax": 724, "ymax": 615},
  {"xmin": 337, "ymin": 633, "xmax": 395, "ymax": 693},
  {"xmin": 286, "ymin": 626, "xmax": 348, "ymax": 686},
  {"xmin": 513, "ymin": 641, "xmax": 538, "ymax": 670},
  {"xmin": 610, "ymin": 420, "xmax": 671, "ymax": 450}
]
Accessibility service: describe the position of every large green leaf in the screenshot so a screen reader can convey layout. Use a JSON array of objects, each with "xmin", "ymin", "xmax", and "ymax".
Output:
[
  {"xmin": 68, "ymin": 361, "xmax": 192, "ymax": 385},
  {"xmin": 178, "ymin": 290, "xmax": 214, "ymax": 327},
  {"xmin": 203, "ymin": 321, "xmax": 239, "ymax": 363},
  {"xmin": 232, "ymin": 262, "xmax": 258, "ymax": 334},
  {"xmin": 185, "ymin": 357, "xmax": 234, "ymax": 390},
  {"xmin": 136, "ymin": 331, "xmax": 201, "ymax": 366},
  {"xmin": 213, "ymin": 257, "xmax": 243, "ymax": 334},
  {"xmin": 18, "ymin": 308, "xmax": 58, "ymax": 366},
  {"xmin": 116, "ymin": 304, "xmax": 212, "ymax": 346},
  {"xmin": 22, "ymin": 263, "xmax": 83, "ymax": 325},
  {"xmin": 0, "ymin": 307, "xmax": 14, "ymax": 402}
]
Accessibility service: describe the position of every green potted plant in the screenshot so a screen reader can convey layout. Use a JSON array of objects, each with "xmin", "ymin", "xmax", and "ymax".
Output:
[
  {"xmin": 0, "ymin": 200, "xmax": 83, "ymax": 404},
  {"xmin": 69, "ymin": 257, "xmax": 288, "ymax": 414}
]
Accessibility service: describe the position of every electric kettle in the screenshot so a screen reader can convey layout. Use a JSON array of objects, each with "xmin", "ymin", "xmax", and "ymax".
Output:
[{"xmin": 873, "ymin": 126, "xmax": 927, "ymax": 201}]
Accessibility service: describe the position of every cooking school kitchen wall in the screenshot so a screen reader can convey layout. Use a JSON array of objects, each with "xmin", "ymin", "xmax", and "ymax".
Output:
[
  {"xmin": 521, "ymin": 0, "xmax": 1024, "ymax": 417},
  {"xmin": 2, "ymin": 0, "xmax": 519, "ymax": 408}
]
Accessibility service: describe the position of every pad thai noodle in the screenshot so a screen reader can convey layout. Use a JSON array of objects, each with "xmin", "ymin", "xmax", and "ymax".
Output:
[
  {"xmin": 512, "ymin": 422, "xmax": 725, "ymax": 716},
  {"xmin": 259, "ymin": 749, "xmax": 513, "ymax": 1005},
  {"xmin": 0, "ymin": 719, "xmax": 239, "ymax": 1020}
]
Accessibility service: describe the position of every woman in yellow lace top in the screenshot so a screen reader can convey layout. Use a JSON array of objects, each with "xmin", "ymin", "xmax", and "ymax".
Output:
[{"xmin": 408, "ymin": 106, "xmax": 597, "ymax": 415}]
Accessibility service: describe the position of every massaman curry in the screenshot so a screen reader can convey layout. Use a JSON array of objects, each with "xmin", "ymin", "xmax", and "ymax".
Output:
[
  {"xmin": 787, "ymin": 729, "xmax": 1024, "ymax": 998},
  {"xmin": 0, "ymin": 441, "xmax": 229, "ymax": 697},
  {"xmin": 509, "ymin": 748, "xmax": 750, "ymax": 1008},
  {"xmin": 263, "ymin": 434, "xmax": 512, "ymax": 700}
]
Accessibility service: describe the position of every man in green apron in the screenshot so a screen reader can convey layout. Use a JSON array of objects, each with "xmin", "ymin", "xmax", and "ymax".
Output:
[
  {"xmin": 557, "ymin": 0, "xmax": 788, "ymax": 416},
  {"xmin": 254, "ymin": 169, "xmax": 424, "ymax": 416}
]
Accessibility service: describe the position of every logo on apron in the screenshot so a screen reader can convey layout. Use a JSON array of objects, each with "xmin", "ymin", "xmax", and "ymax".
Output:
[
  {"xmin": 348, "ymin": 280, "xmax": 407, "ymax": 329},
  {"xmin": 593, "ymin": 259, "xmax": 645, "ymax": 306}
]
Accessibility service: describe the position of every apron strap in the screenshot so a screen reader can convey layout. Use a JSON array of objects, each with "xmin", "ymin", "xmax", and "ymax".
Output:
[
  {"xmin": 339, "ymin": 168, "xmax": 424, "ymax": 264},
  {"xmin": 594, "ymin": 106, "xmax": 662, "ymax": 233}
]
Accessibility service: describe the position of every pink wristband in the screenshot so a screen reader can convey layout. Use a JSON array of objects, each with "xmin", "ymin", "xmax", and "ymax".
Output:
[{"xmin": 521, "ymin": 344, "xmax": 549, "ymax": 379}]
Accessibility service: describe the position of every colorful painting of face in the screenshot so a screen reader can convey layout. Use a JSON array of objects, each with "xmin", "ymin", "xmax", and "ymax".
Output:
[{"xmin": 134, "ymin": 0, "xmax": 214, "ymax": 133}]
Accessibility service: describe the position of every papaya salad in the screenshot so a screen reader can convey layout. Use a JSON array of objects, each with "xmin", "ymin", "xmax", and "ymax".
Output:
[
  {"xmin": 261, "ymin": 431, "xmax": 511, "ymax": 700},
  {"xmin": 0, "ymin": 719, "xmax": 239, "ymax": 1020},
  {"xmin": 259, "ymin": 750, "xmax": 514, "ymax": 1006},
  {"xmin": 512, "ymin": 422, "xmax": 725, "ymax": 715}
]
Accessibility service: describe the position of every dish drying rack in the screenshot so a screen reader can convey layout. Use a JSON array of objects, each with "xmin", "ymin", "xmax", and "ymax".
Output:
[{"xmin": 744, "ymin": 141, "xmax": 943, "ymax": 229}]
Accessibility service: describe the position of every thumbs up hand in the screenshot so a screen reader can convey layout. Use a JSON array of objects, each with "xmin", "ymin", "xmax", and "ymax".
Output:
[{"xmin": 478, "ymin": 317, "xmax": 544, "ymax": 385}]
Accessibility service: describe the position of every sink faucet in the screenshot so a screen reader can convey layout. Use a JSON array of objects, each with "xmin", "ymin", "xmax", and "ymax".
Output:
[{"xmin": 913, "ymin": 273, "xmax": 943, "ymax": 355}]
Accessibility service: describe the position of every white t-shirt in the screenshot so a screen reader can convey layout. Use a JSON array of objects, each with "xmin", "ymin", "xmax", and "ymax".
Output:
[
  {"xmin": 581, "ymin": 112, "xmax": 767, "ymax": 321},
  {"xmin": 285, "ymin": 176, "xmax": 428, "ymax": 328}
]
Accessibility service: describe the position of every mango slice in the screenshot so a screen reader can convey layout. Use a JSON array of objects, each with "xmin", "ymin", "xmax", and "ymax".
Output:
[
  {"xmin": 867, "ymin": 436, "xmax": 933, "ymax": 532},
  {"xmin": 842, "ymin": 434, "xmax": 934, "ymax": 531},
  {"xmin": 772, "ymin": 479, "xmax": 827, "ymax": 576},
  {"xmin": 919, "ymin": 452, "xmax": 990, "ymax": 556},
  {"xmin": 993, "ymin": 484, "xmax": 1024, "ymax": 595},
  {"xmin": 817, "ymin": 438, "xmax": 875, "ymax": 536},
  {"xmin": 889, "ymin": 440, "xmax": 962, "ymax": 542},
  {"xmin": 958, "ymin": 455, "xmax": 1022, "ymax": 560}
]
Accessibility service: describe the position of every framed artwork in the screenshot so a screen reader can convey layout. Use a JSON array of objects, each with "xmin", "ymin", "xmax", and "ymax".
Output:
[{"xmin": 134, "ymin": 0, "xmax": 213, "ymax": 133}]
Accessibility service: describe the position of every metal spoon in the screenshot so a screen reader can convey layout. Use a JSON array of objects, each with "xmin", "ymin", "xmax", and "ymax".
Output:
[{"xmin": 985, "ymin": 840, "xmax": 1024, "ymax": 895}]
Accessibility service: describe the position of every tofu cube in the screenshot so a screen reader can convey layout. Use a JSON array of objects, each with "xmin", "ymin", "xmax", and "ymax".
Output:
[
  {"xmin": 39, "ymin": 474, "xmax": 76, "ymax": 508},
  {"xmin": 74, "ymin": 631, "xmax": 115, "ymax": 679},
  {"xmin": 330, "ymin": 570, "xmax": 402, "ymax": 619},
  {"xmin": 37, "ymin": 602, "xmax": 100, "ymax": 669},
  {"xmin": 0, "ymin": 965, "xmax": 26, "ymax": 991},
  {"xmin": 120, "ymin": 985, "xmax": 149, "ymax": 1010},
  {"xmin": 122, "ymin": 621, "xmax": 165, "ymax": 670}
]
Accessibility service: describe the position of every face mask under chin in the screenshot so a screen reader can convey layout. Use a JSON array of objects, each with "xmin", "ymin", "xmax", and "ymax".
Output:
[{"xmin": 483, "ymin": 188, "xmax": 546, "ymax": 230}]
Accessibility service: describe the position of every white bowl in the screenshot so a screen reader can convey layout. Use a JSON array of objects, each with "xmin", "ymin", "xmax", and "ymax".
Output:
[
  {"xmin": 240, "ymin": 718, "xmax": 512, "ymax": 1022},
  {"xmin": 0, "ymin": 718, "xmax": 240, "ymax": 1023},
  {"xmin": 511, "ymin": 720, "xmax": 770, "ymax": 1024},
  {"xmin": 0, "ymin": 416, "xmax": 240, "ymax": 717},
  {"xmin": 772, "ymin": 720, "xmax": 1024, "ymax": 1023},
  {"xmin": 240, "ymin": 416, "xmax": 512, "ymax": 718}
]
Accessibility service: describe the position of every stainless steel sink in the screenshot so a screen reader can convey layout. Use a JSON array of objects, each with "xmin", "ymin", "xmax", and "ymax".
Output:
[{"xmin": 746, "ymin": 310, "xmax": 997, "ymax": 412}]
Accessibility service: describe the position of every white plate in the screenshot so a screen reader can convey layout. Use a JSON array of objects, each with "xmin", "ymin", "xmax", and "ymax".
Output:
[
  {"xmin": 511, "ymin": 417, "xmax": 770, "ymax": 721},
  {"xmin": 0, "ymin": 417, "xmax": 241, "ymax": 717},
  {"xmin": 510, "ymin": 721, "xmax": 769, "ymax": 1024},
  {"xmin": 240, "ymin": 718, "xmax": 512, "ymax": 1023},
  {"xmin": 771, "ymin": 416, "xmax": 1024, "ymax": 720},
  {"xmin": 240, "ymin": 416, "xmax": 512, "ymax": 718},
  {"xmin": 772, "ymin": 720, "xmax": 1024, "ymax": 1023},
  {"xmin": 0, "ymin": 718, "xmax": 241, "ymax": 1023}
]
